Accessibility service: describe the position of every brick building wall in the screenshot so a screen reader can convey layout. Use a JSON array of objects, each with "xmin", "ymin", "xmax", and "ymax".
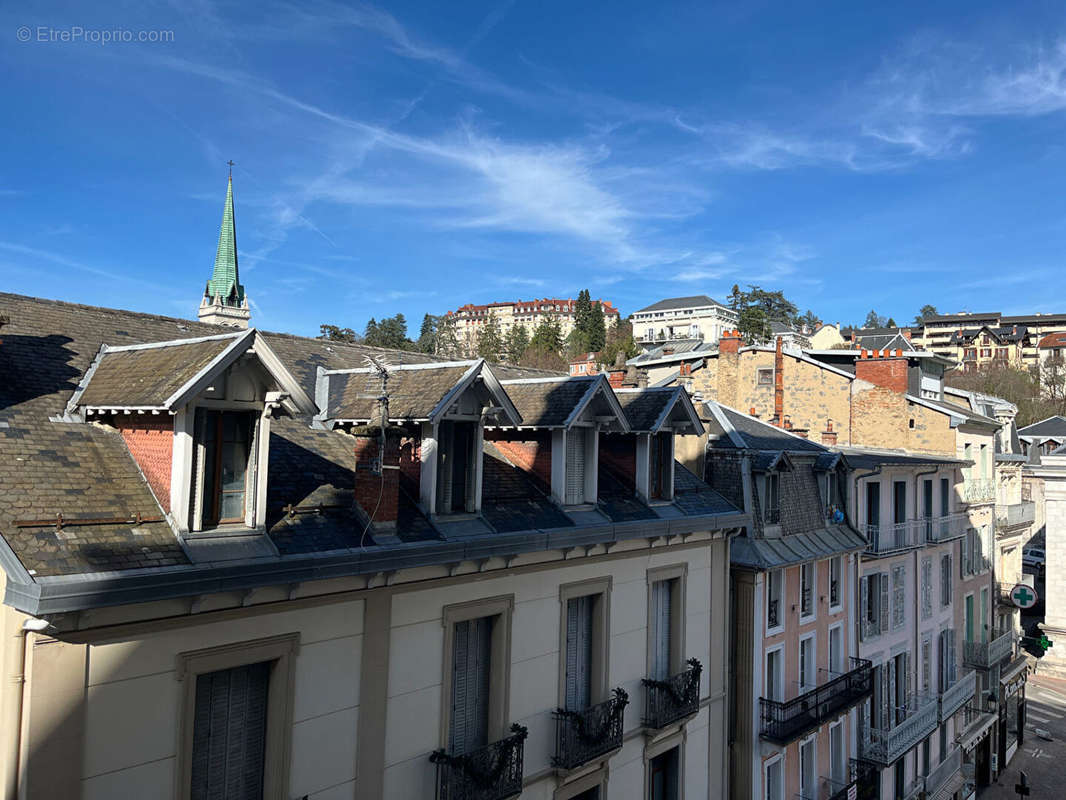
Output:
[
  {"xmin": 352, "ymin": 433, "xmax": 400, "ymax": 523},
  {"xmin": 115, "ymin": 415, "xmax": 173, "ymax": 512},
  {"xmin": 599, "ymin": 434, "xmax": 636, "ymax": 489},
  {"xmin": 485, "ymin": 429, "xmax": 552, "ymax": 488}
]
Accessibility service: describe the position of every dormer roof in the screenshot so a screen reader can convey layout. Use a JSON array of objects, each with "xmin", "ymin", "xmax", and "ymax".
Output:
[
  {"xmin": 500, "ymin": 374, "xmax": 629, "ymax": 432},
  {"xmin": 614, "ymin": 386, "xmax": 704, "ymax": 434},
  {"xmin": 316, "ymin": 359, "xmax": 520, "ymax": 427},
  {"xmin": 66, "ymin": 329, "xmax": 315, "ymax": 416}
]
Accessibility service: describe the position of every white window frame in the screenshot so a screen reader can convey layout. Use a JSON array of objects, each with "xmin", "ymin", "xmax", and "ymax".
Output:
[
  {"xmin": 766, "ymin": 569, "xmax": 784, "ymax": 636},
  {"xmin": 799, "ymin": 734, "xmax": 817, "ymax": 800},
  {"xmin": 800, "ymin": 562, "xmax": 816, "ymax": 623},
  {"xmin": 798, "ymin": 632, "xmax": 817, "ymax": 694},
  {"xmin": 764, "ymin": 753, "xmax": 784, "ymax": 800},
  {"xmin": 828, "ymin": 622, "xmax": 845, "ymax": 676},
  {"xmin": 765, "ymin": 643, "xmax": 785, "ymax": 702},
  {"xmin": 828, "ymin": 719, "xmax": 846, "ymax": 790},
  {"xmin": 828, "ymin": 555, "xmax": 843, "ymax": 613}
]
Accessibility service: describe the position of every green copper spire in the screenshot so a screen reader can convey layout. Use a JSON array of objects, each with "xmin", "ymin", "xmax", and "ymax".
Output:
[{"xmin": 204, "ymin": 175, "xmax": 245, "ymax": 306}]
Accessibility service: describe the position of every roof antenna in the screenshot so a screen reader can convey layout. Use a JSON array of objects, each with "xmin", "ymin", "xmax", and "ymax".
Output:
[{"xmin": 359, "ymin": 354, "xmax": 391, "ymax": 549}]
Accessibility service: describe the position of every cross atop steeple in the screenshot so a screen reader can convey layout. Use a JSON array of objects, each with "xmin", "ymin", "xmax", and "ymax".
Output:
[{"xmin": 199, "ymin": 169, "xmax": 250, "ymax": 329}]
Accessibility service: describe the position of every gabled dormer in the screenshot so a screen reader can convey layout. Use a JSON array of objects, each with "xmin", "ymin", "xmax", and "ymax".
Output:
[
  {"xmin": 614, "ymin": 386, "xmax": 704, "ymax": 503},
  {"xmin": 65, "ymin": 329, "xmax": 316, "ymax": 533},
  {"xmin": 315, "ymin": 359, "xmax": 520, "ymax": 521},
  {"xmin": 498, "ymin": 375, "xmax": 629, "ymax": 509}
]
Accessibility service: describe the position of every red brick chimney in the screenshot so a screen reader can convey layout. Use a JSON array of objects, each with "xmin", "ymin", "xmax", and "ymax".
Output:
[
  {"xmin": 353, "ymin": 431, "xmax": 402, "ymax": 526},
  {"xmin": 718, "ymin": 329, "xmax": 743, "ymax": 355},
  {"xmin": 773, "ymin": 336, "xmax": 784, "ymax": 426},
  {"xmin": 854, "ymin": 349, "xmax": 909, "ymax": 395},
  {"xmin": 679, "ymin": 361, "xmax": 691, "ymax": 377},
  {"xmin": 821, "ymin": 420, "xmax": 838, "ymax": 446}
]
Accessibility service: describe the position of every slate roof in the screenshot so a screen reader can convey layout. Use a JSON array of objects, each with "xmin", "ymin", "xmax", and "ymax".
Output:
[
  {"xmin": 628, "ymin": 339, "xmax": 716, "ymax": 365},
  {"xmin": 499, "ymin": 377, "xmax": 597, "ymax": 427},
  {"xmin": 75, "ymin": 334, "xmax": 243, "ymax": 408},
  {"xmin": 730, "ymin": 526, "xmax": 866, "ymax": 570},
  {"xmin": 854, "ymin": 331, "xmax": 915, "ymax": 352},
  {"xmin": 706, "ymin": 403, "xmax": 826, "ymax": 452},
  {"xmin": 635, "ymin": 295, "xmax": 726, "ymax": 313},
  {"xmin": 833, "ymin": 447, "xmax": 967, "ymax": 470},
  {"xmin": 0, "ymin": 292, "xmax": 747, "ymax": 608},
  {"xmin": 921, "ymin": 396, "xmax": 1000, "ymax": 427},
  {"xmin": 671, "ymin": 464, "xmax": 741, "ymax": 516},
  {"xmin": 1018, "ymin": 416, "xmax": 1066, "ymax": 437},
  {"xmin": 615, "ymin": 387, "xmax": 699, "ymax": 433},
  {"xmin": 325, "ymin": 364, "xmax": 474, "ymax": 422}
]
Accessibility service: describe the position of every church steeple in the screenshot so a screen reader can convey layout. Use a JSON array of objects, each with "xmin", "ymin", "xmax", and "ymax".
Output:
[{"xmin": 199, "ymin": 167, "xmax": 250, "ymax": 329}]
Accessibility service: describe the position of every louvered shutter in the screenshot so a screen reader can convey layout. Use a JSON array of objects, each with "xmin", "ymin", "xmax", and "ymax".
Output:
[
  {"xmin": 882, "ymin": 660, "xmax": 892, "ymax": 728},
  {"xmin": 439, "ymin": 423, "xmax": 454, "ymax": 514},
  {"xmin": 450, "ymin": 617, "xmax": 493, "ymax": 755},
  {"xmin": 651, "ymin": 580, "xmax": 672, "ymax": 680},
  {"xmin": 921, "ymin": 558, "xmax": 932, "ymax": 619},
  {"xmin": 949, "ymin": 630, "xmax": 957, "ymax": 684},
  {"xmin": 921, "ymin": 638, "xmax": 931, "ymax": 694},
  {"xmin": 565, "ymin": 596, "xmax": 593, "ymax": 710},
  {"xmin": 937, "ymin": 631, "xmax": 947, "ymax": 692},
  {"xmin": 904, "ymin": 652, "xmax": 912, "ymax": 712},
  {"xmin": 565, "ymin": 429, "xmax": 587, "ymax": 505},
  {"xmin": 190, "ymin": 661, "xmax": 270, "ymax": 800},
  {"xmin": 879, "ymin": 573, "xmax": 890, "ymax": 636},
  {"xmin": 859, "ymin": 576, "xmax": 869, "ymax": 640}
]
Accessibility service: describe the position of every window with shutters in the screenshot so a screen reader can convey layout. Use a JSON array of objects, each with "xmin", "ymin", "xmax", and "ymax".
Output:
[
  {"xmin": 860, "ymin": 573, "xmax": 884, "ymax": 639},
  {"xmin": 177, "ymin": 633, "xmax": 299, "ymax": 800},
  {"xmin": 767, "ymin": 569, "xmax": 783, "ymax": 633},
  {"xmin": 564, "ymin": 427, "xmax": 593, "ymax": 506},
  {"xmin": 921, "ymin": 635, "xmax": 932, "ymax": 693},
  {"xmin": 193, "ymin": 409, "xmax": 258, "ymax": 530},
  {"xmin": 191, "ymin": 661, "xmax": 270, "ymax": 800},
  {"xmin": 764, "ymin": 755, "xmax": 783, "ymax": 800},
  {"xmin": 891, "ymin": 565, "xmax": 905, "ymax": 629},
  {"xmin": 921, "ymin": 557, "xmax": 933, "ymax": 619},
  {"xmin": 829, "ymin": 625, "xmax": 843, "ymax": 675},
  {"xmin": 647, "ymin": 567, "xmax": 685, "ymax": 682},
  {"xmin": 940, "ymin": 554, "xmax": 952, "ymax": 607},
  {"xmin": 799, "ymin": 735, "xmax": 816, "ymax": 800},
  {"xmin": 799, "ymin": 634, "xmax": 816, "ymax": 692},
  {"xmin": 649, "ymin": 432, "xmax": 674, "ymax": 501},
  {"xmin": 829, "ymin": 556, "xmax": 842, "ymax": 611},
  {"xmin": 435, "ymin": 420, "xmax": 479, "ymax": 515},
  {"xmin": 559, "ymin": 579, "xmax": 611, "ymax": 712},
  {"xmin": 800, "ymin": 562, "xmax": 814, "ymax": 621},
  {"xmin": 441, "ymin": 595, "xmax": 515, "ymax": 757},
  {"xmin": 940, "ymin": 478, "xmax": 950, "ymax": 516}
]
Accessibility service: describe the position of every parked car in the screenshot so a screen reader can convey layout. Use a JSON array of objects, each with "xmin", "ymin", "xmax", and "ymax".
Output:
[{"xmin": 1023, "ymin": 546, "xmax": 1045, "ymax": 572}]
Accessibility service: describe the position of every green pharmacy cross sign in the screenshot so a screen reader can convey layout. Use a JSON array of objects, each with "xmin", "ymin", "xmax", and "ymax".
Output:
[{"xmin": 1011, "ymin": 584, "xmax": 1038, "ymax": 610}]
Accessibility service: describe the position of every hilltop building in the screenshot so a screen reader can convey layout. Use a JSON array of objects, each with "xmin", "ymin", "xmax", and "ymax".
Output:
[
  {"xmin": 446, "ymin": 297, "xmax": 620, "ymax": 355},
  {"xmin": 911, "ymin": 311, "xmax": 1066, "ymax": 369},
  {"xmin": 631, "ymin": 295, "xmax": 738, "ymax": 350}
]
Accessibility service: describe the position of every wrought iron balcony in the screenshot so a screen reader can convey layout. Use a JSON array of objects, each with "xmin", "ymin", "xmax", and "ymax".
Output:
[
  {"xmin": 962, "ymin": 479, "xmax": 996, "ymax": 505},
  {"xmin": 962, "ymin": 629, "xmax": 1014, "ymax": 669},
  {"xmin": 863, "ymin": 521, "xmax": 920, "ymax": 555},
  {"xmin": 642, "ymin": 658, "xmax": 701, "ymax": 730},
  {"xmin": 923, "ymin": 512, "xmax": 969, "ymax": 543},
  {"xmin": 996, "ymin": 501, "xmax": 1036, "ymax": 531},
  {"xmin": 939, "ymin": 670, "xmax": 976, "ymax": 721},
  {"xmin": 859, "ymin": 693, "xmax": 938, "ymax": 766},
  {"xmin": 759, "ymin": 658, "xmax": 872, "ymax": 745},
  {"xmin": 430, "ymin": 723, "xmax": 528, "ymax": 800},
  {"xmin": 552, "ymin": 687, "xmax": 629, "ymax": 770},
  {"xmin": 849, "ymin": 758, "xmax": 881, "ymax": 800},
  {"xmin": 924, "ymin": 746, "xmax": 962, "ymax": 798}
]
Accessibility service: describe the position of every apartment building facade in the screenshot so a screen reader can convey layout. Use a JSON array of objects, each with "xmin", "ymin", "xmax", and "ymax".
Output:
[
  {"xmin": 912, "ymin": 311, "xmax": 1066, "ymax": 369},
  {"xmin": 631, "ymin": 296, "xmax": 738, "ymax": 350},
  {"xmin": 703, "ymin": 406, "xmax": 869, "ymax": 800},
  {"xmin": 446, "ymin": 297, "xmax": 621, "ymax": 354},
  {"xmin": 0, "ymin": 289, "xmax": 753, "ymax": 800}
]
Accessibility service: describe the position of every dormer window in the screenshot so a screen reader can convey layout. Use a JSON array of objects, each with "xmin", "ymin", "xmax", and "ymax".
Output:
[
  {"xmin": 762, "ymin": 473, "xmax": 780, "ymax": 524},
  {"xmin": 65, "ymin": 330, "xmax": 316, "ymax": 535},
  {"xmin": 436, "ymin": 420, "xmax": 479, "ymax": 515},
  {"xmin": 564, "ymin": 426, "xmax": 596, "ymax": 505},
  {"xmin": 649, "ymin": 432, "xmax": 674, "ymax": 501}
]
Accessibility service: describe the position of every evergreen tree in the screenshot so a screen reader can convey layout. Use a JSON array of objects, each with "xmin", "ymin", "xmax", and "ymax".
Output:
[
  {"xmin": 416, "ymin": 314, "xmax": 437, "ymax": 354},
  {"xmin": 435, "ymin": 314, "xmax": 462, "ymax": 358},
  {"xmin": 364, "ymin": 318, "xmax": 379, "ymax": 344},
  {"xmin": 318, "ymin": 324, "xmax": 360, "ymax": 343},
  {"xmin": 727, "ymin": 284, "xmax": 743, "ymax": 311},
  {"xmin": 863, "ymin": 310, "xmax": 887, "ymax": 329},
  {"xmin": 587, "ymin": 301, "xmax": 607, "ymax": 352},
  {"xmin": 476, "ymin": 313, "xmax": 504, "ymax": 361},
  {"xmin": 600, "ymin": 318, "xmax": 639, "ymax": 366},
  {"xmin": 364, "ymin": 314, "xmax": 409, "ymax": 349},
  {"xmin": 912, "ymin": 305, "xmax": 939, "ymax": 327},
  {"xmin": 504, "ymin": 324, "xmax": 530, "ymax": 364},
  {"xmin": 528, "ymin": 314, "xmax": 564, "ymax": 356}
]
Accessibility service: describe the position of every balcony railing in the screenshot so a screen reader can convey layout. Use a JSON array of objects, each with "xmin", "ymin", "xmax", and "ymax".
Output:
[
  {"xmin": 430, "ymin": 723, "xmax": 528, "ymax": 800},
  {"xmin": 849, "ymin": 759, "xmax": 881, "ymax": 800},
  {"xmin": 642, "ymin": 658, "xmax": 701, "ymax": 730},
  {"xmin": 923, "ymin": 512, "xmax": 969, "ymax": 543},
  {"xmin": 859, "ymin": 693, "xmax": 939, "ymax": 766},
  {"xmin": 902, "ymin": 776, "xmax": 925, "ymax": 800},
  {"xmin": 963, "ymin": 629, "xmax": 1014, "ymax": 669},
  {"xmin": 552, "ymin": 688, "xmax": 629, "ymax": 770},
  {"xmin": 863, "ymin": 521, "xmax": 920, "ymax": 555},
  {"xmin": 924, "ymin": 746, "xmax": 962, "ymax": 798},
  {"xmin": 644, "ymin": 330, "xmax": 704, "ymax": 343},
  {"xmin": 939, "ymin": 670, "xmax": 976, "ymax": 721},
  {"xmin": 963, "ymin": 479, "xmax": 996, "ymax": 504},
  {"xmin": 760, "ymin": 658, "xmax": 872, "ymax": 745},
  {"xmin": 996, "ymin": 501, "xmax": 1036, "ymax": 531}
]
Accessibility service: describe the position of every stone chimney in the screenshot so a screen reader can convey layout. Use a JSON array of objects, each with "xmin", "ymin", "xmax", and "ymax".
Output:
[
  {"xmin": 773, "ymin": 336, "xmax": 784, "ymax": 426},
  {"xmin": 679, "ymin": 361, "xmax": 691, "ymax": 377},
  {"xmin": 854, "ymin": 349, "xmax": 909, "ymax": 395},
  {"xmin": 715, "ymin": 329, "xmax": 744, "ymax": 407}
]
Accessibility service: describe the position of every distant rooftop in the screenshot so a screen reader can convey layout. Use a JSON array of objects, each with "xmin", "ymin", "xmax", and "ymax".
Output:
[{"xmin": 635, "ymin": 295, "xmax": 728, "ymax": 313}]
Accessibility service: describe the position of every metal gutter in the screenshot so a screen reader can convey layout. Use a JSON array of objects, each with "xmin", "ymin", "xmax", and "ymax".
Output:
[{"xmin": 6, "ymin": 510, "xmax": 750, "ymax": 616}]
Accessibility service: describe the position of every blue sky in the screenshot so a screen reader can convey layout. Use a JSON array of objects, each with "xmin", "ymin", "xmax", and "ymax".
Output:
[{"xmin": 4, "ymin": 1, "xmax": 1066, "ymax": 337}]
